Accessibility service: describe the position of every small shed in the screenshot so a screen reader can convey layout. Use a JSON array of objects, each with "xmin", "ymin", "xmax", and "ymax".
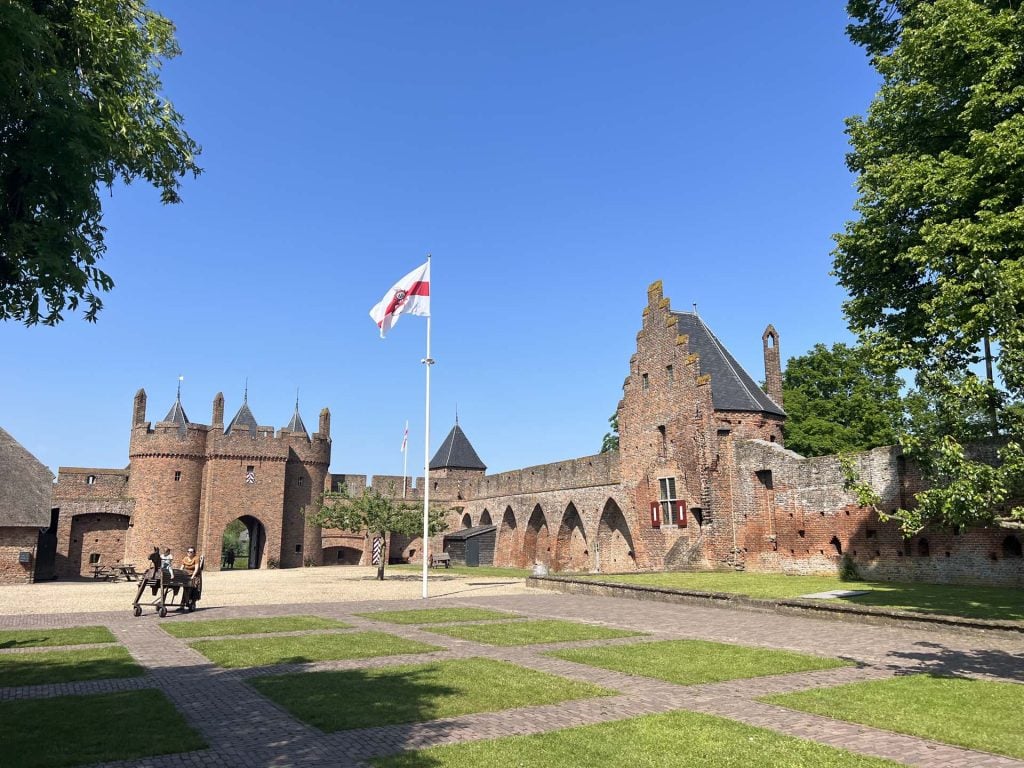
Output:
[{"xmin": 443, "ymin": 524, "xmax": 496, "ymax": 567}]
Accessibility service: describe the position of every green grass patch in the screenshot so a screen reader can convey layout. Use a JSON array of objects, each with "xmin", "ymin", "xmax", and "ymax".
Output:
[
  {"xmin": 583, "ymin": 572, "xmax": 1024, "ymax": 621},
  {"xmin": 191, "ymin": 631, "xmax": 440, "ymax": 668},
  {"xmin": 424, "ymin": 619, "xmax": 641, "ymax": 646},
  {"xmin": 0, "ymin": 625, "xmax": 116, "ymax": 649},
  {"xmin": 0, "ymin": 646, "xmax": 144, "ymax": 687},
  {"xmin": 1, "ymin": 688, "xmax": 205, "ymax": 768},
  {"xmin": 356, "ymin": 608, "xmax": 519, "ymax": 625},
  {"xmin": 252, "ymin": 657, "xmax": 611, "ymax": 732},
  {"xmin": 372, "ymin": 708, "xmax": 900, "ymax": 767},
  {"xmin": 550, "ymin": 639, "xmax": 850, "ymax": 685},
  {"xmin": 162, "ymin": 615, "xmax": 349, "ymax": 639},
  {"xmin": 763, "ymin": 674, "xmax": 1024, "ymax": 760},
  {"xmin": 391, "ymin": 564, "xmax": 531, "ymax": 579}
]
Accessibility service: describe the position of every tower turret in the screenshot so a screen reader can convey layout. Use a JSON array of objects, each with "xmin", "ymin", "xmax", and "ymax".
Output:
[
  {"xmin": 212, "ymin": 392, "xmax": 224, "ymax": 426},
  {"xmin": 318, "ymin": 408, "xmax": 331, "ymax": 439},
  {"xmin": 762, "ymin": 324, "xmax": 783, "ymax": 408},
  {"xmin": 133, "ymin": 389, "xmax": 147, "ymax": 426}
]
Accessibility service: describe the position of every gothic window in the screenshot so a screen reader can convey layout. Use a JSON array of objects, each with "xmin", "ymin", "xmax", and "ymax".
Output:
[{"xmin": 658, "ymin": 477, "xmax": 680, "ymax": 525}]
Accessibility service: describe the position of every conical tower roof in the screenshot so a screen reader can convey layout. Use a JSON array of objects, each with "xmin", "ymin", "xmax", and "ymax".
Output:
[
  {"xmin": 429, "ymin": 423, "xmax": 486, "ymax": 471},
  {"xmin": 225, "ymin": 391, "xmax": 259, "ymax": 436},
  {"xmin": 284, "ymin": 398, "xmax": 307, "ymax": 436},
  {"xmin": 163, "ymin": 396, "xmax": 189, "ymax": 426}
]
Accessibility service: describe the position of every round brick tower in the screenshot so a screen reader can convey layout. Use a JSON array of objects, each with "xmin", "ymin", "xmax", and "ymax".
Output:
[{"xmin": 125, "ymin": 389, "xmax": 207, "ymax": 567}]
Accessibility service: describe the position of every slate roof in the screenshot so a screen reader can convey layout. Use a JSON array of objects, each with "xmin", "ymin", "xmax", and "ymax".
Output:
[
  {"xmin": 429, "ymin": 423, "xmax": 486, "ymax": 471},
  {"xmin": 0, "ymin": 427, "xmax": 53, "ymax": 528},
  {"xmin": 284, "ymin": 402, "xmax": 307, "ymax": 436},
  {"xmin": 226, "ymin": 400, "xmax": 259, "ymax": 436},
  {"xmin": 443, "ymin": 524, "xmax": 496, "ymax": 541},
  {"xmin": 163, "ymin": 396, "xmax": 189, "ymax": 425},
  {"xmin": 673, "ymin": 311, "xmax": 785, "ymax": 417}
]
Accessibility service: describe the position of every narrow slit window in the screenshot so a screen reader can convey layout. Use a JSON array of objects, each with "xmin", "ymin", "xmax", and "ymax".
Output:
[
  {"xmin": 666, "ymin": 365, "xmax": 674, "ymax": 383},
  {"xmin": 174, "ymin": 471, "xmax": 181, "ymax": 482},
  {"xmin": 641, "ymin": 373, "xmax": 649, "ymax": 390}
]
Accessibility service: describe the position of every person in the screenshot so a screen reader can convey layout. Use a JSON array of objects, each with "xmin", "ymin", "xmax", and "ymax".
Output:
[
  {"xmin": 181, "ymin": 547, "xmax": 199, "ymax": 578},
  {"xmin": 225, "ymin": 549, "xmax": 236, "ymax": 569},
  {"xmin": 160, "ymin": 547, "xmax": 174, "ymax": 580}
]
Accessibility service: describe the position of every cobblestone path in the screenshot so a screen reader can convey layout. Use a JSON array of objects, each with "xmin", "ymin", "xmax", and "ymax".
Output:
[{"xmin": 1, "ymin": 592, "xmax": 1022, "ymax": 767}]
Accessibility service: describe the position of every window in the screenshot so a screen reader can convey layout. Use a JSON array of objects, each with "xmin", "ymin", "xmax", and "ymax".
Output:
[
  {"xmin": 297, "ymin": 476, "xmax": 304, "ymax": 487},
  {"xmin": 756, "ymin": 470, "xmax": 773, "ymax": 489},
  {"xmin": 295, "ymin": 543, "xmax": 303, "ymax": 554},
  {"xmin": 666, "ymin": 365, "xmax": 674, "ymax": 383},
  {"xmin": 89, "ymin": 553, "xmax": 100, "ymax": 565},
  {"xmin": 174, "ymin": 471, "xmax": 181, "ymax": 482},
  {"xmin": 658, "ymin": 477, "xmax": 684, "ymax": 526},
  {"xmin": 245, "ymin": 465, "xmax": 256, "ymax": 484},
  {"xmin": 658, "ymin": 425, "xmax": 667, "ymax": 454},
  {"xmin": 641, "ymin": 373, "xmax": 649, "ymax": 390},
  {"xmin": 86, "ymin": 475, "xmax": 96, "ymax": 485}
]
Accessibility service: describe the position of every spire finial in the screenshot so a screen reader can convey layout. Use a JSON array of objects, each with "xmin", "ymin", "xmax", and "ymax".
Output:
[
  {"xmin": 295, "ymin": 387, "xmax": 300, "ymax": 411},
  {"xmin": 177, "ymin": 375, "xmax": 184, "ymax": 401},
  {"xmin": 692, "ymin": 302, "xmax": 698, "ymax": 316},
  {"xmin": 244, "ymin": 377, "xmax": 248, "ymax": 403},
  {"xmin": 455, "ymin": 403, "xmax": 459, "ymax": 425}
]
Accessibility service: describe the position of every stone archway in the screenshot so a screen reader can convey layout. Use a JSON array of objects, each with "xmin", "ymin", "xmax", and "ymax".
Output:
[
  {"xmin": 461, "ymin": 513, "xmax": 473, "ymax": 529},
  {"xmin": 554, "ymin": 503, "xmax": 589, "ymax": 572},
  {"xmin": 480, "ymin": 509, "xmax": 492, "ymax": 526},
  {"xmin": 498, "ymin": 506, "xmax": 519, "ymax": 567},
  {"xmin": 222, "ymin": 515, "xmax": 267, "ymax": 570},
  {"xmin": 596, "ymin": 499, "xmax": 637, "ymax": 572},
  {"xmin": 523, "ymin": 505, "xmax": 550, "ymax": 567}
]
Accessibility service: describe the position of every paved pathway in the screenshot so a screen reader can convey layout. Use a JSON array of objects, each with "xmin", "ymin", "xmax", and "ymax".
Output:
[{"xmin": 2, "ymin": 592, "xmax": 1022, "ymax": 767}]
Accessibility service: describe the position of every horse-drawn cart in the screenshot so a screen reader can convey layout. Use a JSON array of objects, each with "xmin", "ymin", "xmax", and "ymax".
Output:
[{"xmin": 132, "ymin": 556, "xmax": 204, "ymax": 617}]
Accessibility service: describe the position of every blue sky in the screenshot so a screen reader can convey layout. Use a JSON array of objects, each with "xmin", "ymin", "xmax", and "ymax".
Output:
[{"xmin": 2, "ymin": 2, "xmax": 879, "ymax": 477}]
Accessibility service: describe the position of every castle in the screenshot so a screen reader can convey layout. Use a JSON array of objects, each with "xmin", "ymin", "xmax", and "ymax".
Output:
[{"xmin": 16, "ymin": 281, "xmax": 1022, "ymax": 586}]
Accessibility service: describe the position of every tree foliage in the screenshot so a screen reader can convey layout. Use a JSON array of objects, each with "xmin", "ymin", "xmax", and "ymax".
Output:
[
  {"xmin": 835, "ymin": 0, "xmax": 1024, "ymax": 531},
  {"xmin": 600, "ymin": 411, "xmax": 619, "ymax": 453},
  {"xmin": 309, "ymin": 484, "xmax": 447, "ymax": 580},
  {"xmin": 782, "ymin": 343, "xmax": 904, "ymax": 457},
  {"xmin": 1, "ymin": 0, "xmax": 201, "ymax": 325}
]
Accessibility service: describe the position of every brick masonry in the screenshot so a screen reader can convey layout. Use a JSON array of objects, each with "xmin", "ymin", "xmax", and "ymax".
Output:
[{"xmin": 29, "ymin": 280, "xmax": 1024, "ymax": 587}]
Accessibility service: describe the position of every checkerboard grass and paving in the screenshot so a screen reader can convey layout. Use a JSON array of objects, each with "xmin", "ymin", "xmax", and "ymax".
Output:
[
  {"xmin": 549, "ymin": 638, "xmax": 851, "ymax": 685},
  {"xmin": 584, "ymin": 572, "xmax": 1024, "ymax": 621},
  {"xmin": 0, "ymin": 645, "xmax": 144, "ymax": 687},
  {"xmin": 0, "ymin": 625, "xmax": 116, "ymax": 648},
  {"xmin": 357, "ymin": 607, "xmax": 520, "ymax": 624},
  {"xmin": 1, "ymin": 689, "xmax": 205, "ymax": 768},
  {"xmin": 161, "ymin": 615, "xmax": 350, "ymax": 638},
  {"xmin": 762, "ymin": 674, "xmax": 1024, "ymax": 760},
  {"xmin": 251, "ymin": 657, "xmax": 612, "ymax": 732},
  {"xmin": 190, "ymin": 630, "xmax": 441, "ymax": 668},
  {"xmin": 372, "ymin": 708, "xmax": 902, "ymax": 768},
  {"xmin": 423, "ymin": 618, "xmax": 642, "ymax": 646}
]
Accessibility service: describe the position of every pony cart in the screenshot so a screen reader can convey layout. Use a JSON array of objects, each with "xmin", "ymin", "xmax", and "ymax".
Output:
[{"xmin": 132, "ymin": 556, "xmax": 204, "ymax": 617}]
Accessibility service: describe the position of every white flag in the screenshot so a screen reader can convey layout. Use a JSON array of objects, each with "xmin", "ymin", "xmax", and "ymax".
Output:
[{"xmin": 369, "ymin": 261, "xmax": 430, "ymax": 338}]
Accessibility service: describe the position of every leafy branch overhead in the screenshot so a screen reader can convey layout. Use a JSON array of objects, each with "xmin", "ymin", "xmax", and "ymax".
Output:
[
  {"xmin": 1, "ymin": 0, "xmax": 201, "ymax": 325},
  {"xmin": 835, "ymin": 0, "xmax": 1024, "ymax": 531}
]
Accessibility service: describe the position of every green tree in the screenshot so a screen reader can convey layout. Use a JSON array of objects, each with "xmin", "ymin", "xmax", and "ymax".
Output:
[
  {"xmin": 782, "ymin": 343, "xmax": 904, "ymax": 457},
  {"xmin": 600, "ymin": 412, "xmax": 619, "ymax": 453},
  {"xmin": 1, "ymin": 0, "xmax": 201, "ymax": 326},
  {"xmin": 309, "ymin": 484, "xmax": 447, "ymax": 581},
  {"xmin": 835, "ymin": 0, "xmax": 1024, "ymax": 531}
]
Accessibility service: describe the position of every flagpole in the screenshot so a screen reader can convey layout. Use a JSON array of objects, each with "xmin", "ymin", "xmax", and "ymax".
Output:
[
  {"xmin": 402, "ymin": 421, "xmax": 409, "ymax": 499},
  {"xmin": 421, "ymin": 255, "xmax": 433, "ymax": 599}
]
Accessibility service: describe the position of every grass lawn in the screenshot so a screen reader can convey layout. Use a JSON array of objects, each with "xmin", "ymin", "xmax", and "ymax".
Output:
[
  {"xmin": 0, "ymin": 646, "xmax": 144, "ymax": 687},
  {"xmin": 191, "ymin": 631, "xmax": 440, "ymax": 668},
  {"xmin": 550, "ymin": 639, "xmax": 850, "ymax": 685},
  {"xmin": 391, "ymin": 564, "xmax": 531, "ymax": 579},
  {"xmin": 763, "ymin": 674, "xmax": 1024, "ymax": 760},
  {"xmin": 582, "ymin": 572, "xmax": 1024, "ymax": 622},
  {"xmin": 372, "ymin": 708, "xmax": 900, "ymax": 768},
  {"xmin": 252, "ymin": 657, "xmax": 611, "ymax": 732},
  {"xmin": 423, "ymin": 619, "xmax": 641, "ymax": 646},
  {"xmin": 0, "ymin": 626, "xmax": 116, "ymax": 649},
  {"xmin": 356, "ymin": 608, "xmax": 519, "ymax": 624},
  {"xmin": 1, "ymin": 689, "xmax": 205, "ymax": 768},
  {"xmin": 162, "ymin": 615, "xmax": 349, "ymax": 639}
]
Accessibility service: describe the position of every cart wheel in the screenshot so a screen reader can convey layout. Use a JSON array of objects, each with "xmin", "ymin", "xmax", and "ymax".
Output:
[
  {"xmin": 133, "ymin": 605, "xmax": 142, "ymax": 617},
  {"xmin": 159, "ymin": 606, "xmax": 167, "ymax": 618}
]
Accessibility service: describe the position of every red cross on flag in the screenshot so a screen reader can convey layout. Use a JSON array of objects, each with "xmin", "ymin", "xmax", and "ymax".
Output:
[{"xmin": 369, "ymin": 261, "xmax": 431, "ymax": 338}]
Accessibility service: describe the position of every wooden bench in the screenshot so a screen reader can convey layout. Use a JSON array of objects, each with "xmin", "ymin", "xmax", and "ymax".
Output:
[{"xmin": 430, "ymin": 553, "xmax": 451, "ymax": 568}]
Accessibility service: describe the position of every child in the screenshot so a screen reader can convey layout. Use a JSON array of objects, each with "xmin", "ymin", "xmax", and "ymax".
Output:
[{"xmin": 160, "ymin": 547, "xmax": 174, "ymax": 580}]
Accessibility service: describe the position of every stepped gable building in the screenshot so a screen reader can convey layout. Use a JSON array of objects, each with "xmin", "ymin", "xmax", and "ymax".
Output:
[{"xmin": 38, "ymin": 280, "xmax": 1023, "ymax": 586}]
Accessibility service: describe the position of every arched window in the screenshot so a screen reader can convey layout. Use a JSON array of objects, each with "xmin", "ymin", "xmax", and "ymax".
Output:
[
  {"xmin": 917, "ymin": 538, "xmax": 930, "ymax": 557},
  {"xmin": 830, "ymin": 536, "xmax": 842, "ymax": 555}
]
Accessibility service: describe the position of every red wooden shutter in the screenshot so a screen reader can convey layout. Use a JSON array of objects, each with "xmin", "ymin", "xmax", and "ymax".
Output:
[
  {"xmin": 675, "ymin": 500, "xmax": 687, "ymax": 527},
  {"xmin": 650, "ymin": 501, "xmax": 661, "ymax": 528}
]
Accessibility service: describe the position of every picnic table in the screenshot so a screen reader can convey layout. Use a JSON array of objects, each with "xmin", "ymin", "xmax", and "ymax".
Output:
[
  {"xmin": 91, "ymin": 564, "xmax": 115, "ymax": 580},
  {"xmin": 430, "ymin": 553, "xmax": 451, "ymax": 568},
  {"xmin": 114, "ymin": 563, "xmax": 139, "ymax": 581},
  {"xmin": 91, "ymin": 563, "xmax": 139, "ymax": 581}
]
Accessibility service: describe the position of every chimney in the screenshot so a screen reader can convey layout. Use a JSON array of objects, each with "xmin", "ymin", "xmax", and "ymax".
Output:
[{"xmin": 762, "ymin": 325, "xmax": 783, "ymax": 407}]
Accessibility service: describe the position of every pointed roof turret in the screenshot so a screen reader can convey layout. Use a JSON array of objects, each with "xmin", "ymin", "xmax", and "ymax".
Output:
[
  {"xmin": 163, "ymin": 377, "xmax": 189, "ymax": 426},
  {"xmin": 429, "ymin": 423, "xmax": 486, "ymax": 471},
  {"xmin": 225, "ymin": 386, "xmax": 259, "ymax": 436},
  {"xmin": 284, "ymin": 392, "xmax": 307, "ymax": 436}
]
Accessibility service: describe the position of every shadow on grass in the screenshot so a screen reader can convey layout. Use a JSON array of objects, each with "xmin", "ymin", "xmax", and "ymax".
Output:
[
  {"xmin": 836, "ymin": 582, "xmax": 1024, "ymax": 622},
  {"xmin": 0, "ymin": 647, "xmax": 144, "ymax": 687},
  {"xmin": 883, "ymin": 641, "xmax": 1024, "ymax": 683}
]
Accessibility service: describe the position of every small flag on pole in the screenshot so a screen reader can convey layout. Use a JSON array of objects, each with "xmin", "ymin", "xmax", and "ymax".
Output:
[{"xmin": 369, "ymin": 261, "xmax": 430, "ymax": 338}]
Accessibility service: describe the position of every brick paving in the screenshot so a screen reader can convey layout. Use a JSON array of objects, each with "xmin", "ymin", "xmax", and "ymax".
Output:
[{"xmin": 1, "ymin": 592, "xmax": 1022, "ymax": 767}]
